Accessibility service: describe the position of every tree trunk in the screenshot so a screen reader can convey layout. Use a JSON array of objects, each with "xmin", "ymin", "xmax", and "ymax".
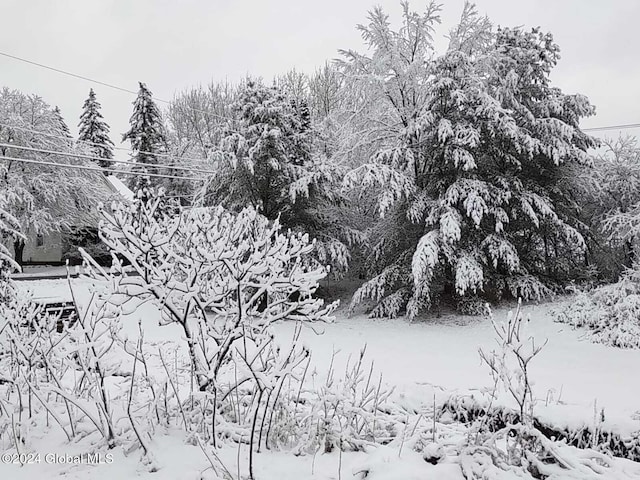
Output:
[
  {"xmin": 625, "ymin": 240, "xmax": 636, "ymax": 267},
  {"xmin": 13, "ymin": 239, "xmax": 25, "ymax": 267}
]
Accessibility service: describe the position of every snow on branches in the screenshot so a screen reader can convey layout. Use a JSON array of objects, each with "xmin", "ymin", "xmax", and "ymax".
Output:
[
  {"xmin": 78, "ymin": 88, "xmax": 114, "ymax": 169},
  {"xmin": 0, "ymin": 87, "xmax": 106, "ymax": 264},
  {"xmin": 342, "ymin": 3, "xmax": 596, "ymax": 318},
  {"xmin": 122, "ymin": 83, "xmax": 167, "ymax": 190},
  {"xmin": 85, "ymin": 189, "xmax": 337, "ymax": 393},
  {"xmin": 0, "ymin": 197, "xmax": 23, "ymax": 300},
  {"xmin": 200, "ymin": 79, "xmax": 359, "ymax": 277}
]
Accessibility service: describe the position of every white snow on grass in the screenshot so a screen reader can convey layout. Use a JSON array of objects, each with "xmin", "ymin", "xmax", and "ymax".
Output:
[
  {"xmin": 16, "ymin": 277, "xmax": 640, "ymax": 419},
  {"xmin": 275, "ymin": 301, "xmax": 640, "ymax": 419},
  {"xmin": 15, "ymin": 276, "xmax": 92, "ymax": 303},
  {"xmin": 9, "ymin": 278, "xmax": 640, "ymax": 479}
]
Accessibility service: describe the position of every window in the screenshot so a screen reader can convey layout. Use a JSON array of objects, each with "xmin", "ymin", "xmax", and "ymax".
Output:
[{"xmin": 36, "ymin": 234, "xmax": 44, "ymax": 247}]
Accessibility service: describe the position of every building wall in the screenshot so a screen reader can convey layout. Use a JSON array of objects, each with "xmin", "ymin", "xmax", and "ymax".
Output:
[{"xmin": 22, "ymin": 231, "xmax": 63, "ymax": 264}]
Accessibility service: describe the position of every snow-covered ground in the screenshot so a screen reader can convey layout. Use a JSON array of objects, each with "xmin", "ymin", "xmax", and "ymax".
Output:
[
  {"xmin": 5, "ymin": 278, "xmax": 640, "ymax": 479},
  {"xmin": 16, "ymin": 278, "xmax": 640, "ymax": 418},
  {"xmin": 273, "ymin": 302, "xmax": 640, "ymax": 422}
]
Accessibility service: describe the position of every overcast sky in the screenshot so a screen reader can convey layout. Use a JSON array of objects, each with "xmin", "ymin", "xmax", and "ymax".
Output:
[{"xmin": 2, "ymin": 0, "xmax": 639, "ymax": 155}]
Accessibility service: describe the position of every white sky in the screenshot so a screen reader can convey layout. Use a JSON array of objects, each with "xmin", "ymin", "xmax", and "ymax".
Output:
[{"xmin": 1, "ymin": 0, "xmax": 639, "ymax": 155}]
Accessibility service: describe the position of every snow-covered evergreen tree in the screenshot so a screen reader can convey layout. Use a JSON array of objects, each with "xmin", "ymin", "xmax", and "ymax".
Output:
[
  {"xmin": 78, "ymin": 89, "xmax": 114, "ymax": 170},
  {"xmin": 201, "ymin": 79, "xmax": 359, "ymax": 275},
  {"xmin": 343, "ymin": 3, "xmax": 597, "ymax": 318},
  {"xmin": 202, "ymin": 79, "xmax": 311, "ymax": 217},
  {"xmin": 53, "ymin": 106, "xmax": 72, "ymax": 141},
  {"xmin": 122, "ymin": 82, "xmax": 167, "ymax": 190}
]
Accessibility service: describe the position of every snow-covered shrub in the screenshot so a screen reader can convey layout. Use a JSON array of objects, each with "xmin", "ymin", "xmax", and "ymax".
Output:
[
  {"xmin": 190, "ymin": 323, "xmax": 313, "ymax": 459},
  {"xmin": 294, "ymin": 347, "xmax": 399, "ymax": 454},
  {"xmin": 457, "ymin": 303, "xmax": 632, "ymax": 477},
  {"xmin": 0, "ymin": 280, "xmax": 134, "ymax": 455},
  {"xmin": 0, "ymin": 295, "xmax": 42, "ymax": 449},
  {"xmin": 555, "ymin": 269, "xmax": 640, "ymax": 348},
  {"xmin": 78, "ymin": 188, "xmax": 338, "ymax": 475},
  {"xmin": 0, "ymin": 184, "xmax": 340, "ymax": 474},
  {"xmin": 479, "ymin": 301, "xmax": 546, "ymax": 429},
  {"xmin": 0, "ymin": 288, "xmax": 119, "ymax": 456},
  {"xmin": 460, "ymin": 424, "xmax": 625, "ymax": 480},
  {"xmin": 61, "ymin": 286, "xmax": 123, "ymax": 447},
  {"xmin": 442, "ymin": 392, "xmax": 640, "ymax": 463},
  {"xmin": 471, "ymin": 301, "xmax": 547, "ymax": 471},
  {"xmin": 456, "ymin": 295, "xmax": 487, "ymax": 315},
  {"xmin": 86, "ymin": 189, "xmax": 336, "ymax": 393}
]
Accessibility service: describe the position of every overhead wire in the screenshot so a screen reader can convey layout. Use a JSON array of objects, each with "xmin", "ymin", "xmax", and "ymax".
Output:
[
  {"xmin": 0, "ymin": 50, "xmax": 234, "ymax": 176},
  {"xmin": 0, "ymin": 142, "xmax": 218, "ymax": 176},
  {"xmin": 4, "ymin": 50, "xmax": 640, "ymax": 134},
  {"xmin": 0, "ymin": 121, "xmax": 216, "ymax": 166},
  {"xmin": 0, "ymin": 50, "xmax": 232, "ymax": 122},
  {"xmin": 0, "ymin": 154, "xmax": 202, "ymax": 182},
  {"xmin": 582, "ymin": 123, "xmax": 640, "ymax": 132}
]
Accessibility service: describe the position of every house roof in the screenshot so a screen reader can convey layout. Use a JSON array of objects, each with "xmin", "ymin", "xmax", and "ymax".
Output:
[
  {"xmin": 104, "ymin": 175, "xmax": 134, "ymax": 202},
  {"xmin": 70, "ymin": 174, "xmax": 134, "ymax": 227}
]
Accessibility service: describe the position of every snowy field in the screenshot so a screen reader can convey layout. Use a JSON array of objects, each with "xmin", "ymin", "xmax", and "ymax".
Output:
[
  {"xmin": 4, "ymin": 277, "xmax": 639, "ymax": 480},
  {"xmin": 5, "ymin": 0, "xmax": 640, "ymax": 477}
]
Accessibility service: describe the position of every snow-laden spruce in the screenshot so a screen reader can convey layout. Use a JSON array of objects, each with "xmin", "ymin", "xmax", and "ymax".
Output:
[
  {"xmin": 53, "ymin": 106, "xmax": 72, "ymax": 142},
  {"xmin": 200, "ymin": 79, "xmax": 362, "ymax": 276},
  {"xmin": 341, "ymin": 3, "xmax": 597, "ymax": 318},
  {"xmin": 78, "ymin": 88, "xmax": 115, "ymax": 170},
  {"xmin": 122, "ymin": 82, "xmax": 167, "ymax": 190}
]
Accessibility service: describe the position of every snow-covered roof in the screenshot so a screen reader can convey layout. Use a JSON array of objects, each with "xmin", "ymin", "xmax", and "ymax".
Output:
[{"xmin": 104, "ymin": 175, "xmax": 134, "ymax": 202}]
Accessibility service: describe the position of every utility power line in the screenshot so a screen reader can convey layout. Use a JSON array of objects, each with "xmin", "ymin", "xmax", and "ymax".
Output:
[
  {"xmin": 0, "ymin": 121, "xmax": 215, "ymax": 166},
  {"xmin": 3, "ymin": 123, "xmax": 638, "ymax": 182},
  {"xmin": 3, "ymin": 50, "xmax": 640, "ymax": 139},
  {"xmin": 0, "ymin": 142, "xmax": 218, "ymax": 176},
  {"xmin": 0, "ymin": 154, "xmax": 202, "ymax": 181},
  {"xmin": 0, "ymin": 50, "xmax": 232, "ymax": 122},
  {"xmin": 582, "ymin": 123, "xmax": 640, "ymax": 132}
]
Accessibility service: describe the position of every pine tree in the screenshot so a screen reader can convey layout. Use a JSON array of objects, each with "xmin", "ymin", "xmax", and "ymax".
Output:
[
  {"xmin": 343, "ymin": 3, "xmax": 597, "ymax": 318},
  {"xmin": 53, "ymin": 106, "xmax": 72, "ymax": 140},
  {"xmin": 78, "ymin": 89, "xmax": 114, "ymax": 170},
  {"xmin": 202, "ymin": 79, "xmax": 312, "ymax": 219},
  {"xmin": 201, "ymin": 79, "xmax": 359, "ymax": 275},
  {"xmin": 122, "ymin": 82, "xmax": 167, "ymax": 190}
]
